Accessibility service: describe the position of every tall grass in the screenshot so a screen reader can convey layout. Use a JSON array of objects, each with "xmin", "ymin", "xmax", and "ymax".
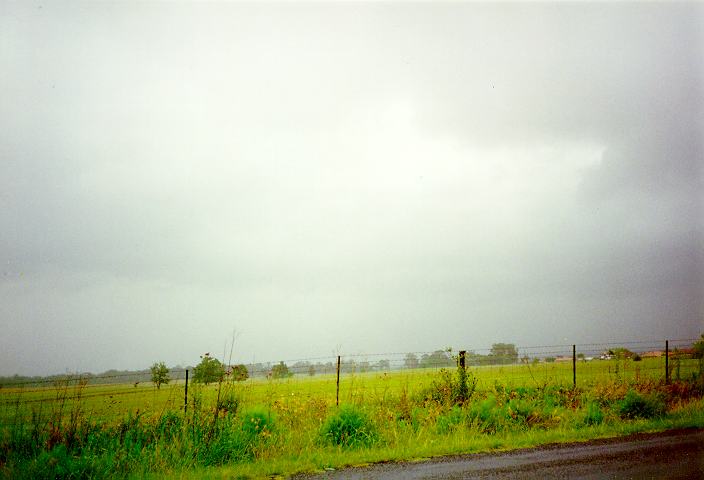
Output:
[{"xmin": 1, "ymin": 367, "xmax": 703, "ymax": 479}]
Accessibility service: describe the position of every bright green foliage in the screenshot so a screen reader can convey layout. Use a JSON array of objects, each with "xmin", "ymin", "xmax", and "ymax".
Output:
[
  {"xmin": 321, "ymin": 406, "xmax": 376, "ymax": 447},
  {"xmin": 150, "ymin": 362, "xmax": 170, "ymax": 390},
  {"xmin": 436, "ymin": 406, "xmax": 465, "ymax": 433},
  {"xmin": 193, "ymin": 354, "xmax": 224, "ymax": 385},
  {"xmin": 583, "ymin": 402, "xmax": 604, "ymax": 426},
  {"xmin": 240, "ymin": 409, "xmax": 275, "ymax": 438},
  {"xmin": 618, "ymin": 390, "xmax": 666, "ymax": 419}
]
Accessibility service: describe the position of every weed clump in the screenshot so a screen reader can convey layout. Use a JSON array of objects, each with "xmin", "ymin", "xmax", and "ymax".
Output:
[
  {"xmin": 321, "ymin": 406, "xmax": 376, "ymax": 447},
  {"xmin": 617, "ymin": 390, "xmax": 665, "ymax": 419},
  {"xmin": 418, "ymin": 367, "xmax": 478, "ymax": 406},
  {"xmin": 188, "ymin": 408, "xmax": 275, "ymax": 467}
]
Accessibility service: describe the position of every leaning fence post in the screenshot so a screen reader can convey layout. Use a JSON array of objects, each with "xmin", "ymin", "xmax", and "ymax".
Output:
[
  {"xmin": 572, "ymin": 345, "xmax": 576, "ymax": 388},
  {"xmin": 665, "ymin": 340, "xmax": 669, "ymax": 384},
  {"xmin": 336, "ymin": 355, "xmax": 341, "ymax": 407},
  {"xmin": 184, "ymin": 369, "xmax": 189, "ymax": 413}
]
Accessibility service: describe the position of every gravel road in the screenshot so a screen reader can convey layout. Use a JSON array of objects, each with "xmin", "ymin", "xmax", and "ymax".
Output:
[{"xmin": 293, "ymin": 428, "xmax": 704, "ymax": 479}]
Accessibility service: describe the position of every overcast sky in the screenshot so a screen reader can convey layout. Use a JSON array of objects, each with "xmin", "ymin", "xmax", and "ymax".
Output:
[{"xmin": 1, "ymin": 2, "xmax": 702, "ymax": 376}]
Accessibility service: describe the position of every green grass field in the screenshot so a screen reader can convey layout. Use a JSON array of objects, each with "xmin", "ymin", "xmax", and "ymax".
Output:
[
  {"xmin": 1, "ymin": 356, "xmax": 702, "ymax": 479},
  {"xmin": 1, "ymin": 356, "xmax": 697, "ymax": 421}
]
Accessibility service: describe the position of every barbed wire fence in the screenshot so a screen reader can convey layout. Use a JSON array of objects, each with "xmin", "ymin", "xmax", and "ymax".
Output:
[{"xmin": 0, "ymin": 337, "xmax": 700, "ymax": 426}]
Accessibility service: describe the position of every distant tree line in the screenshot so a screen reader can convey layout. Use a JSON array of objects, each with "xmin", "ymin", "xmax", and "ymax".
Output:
[{"xmin": 402, "ymin": 344, "xmax": 520, "ymax": 369}]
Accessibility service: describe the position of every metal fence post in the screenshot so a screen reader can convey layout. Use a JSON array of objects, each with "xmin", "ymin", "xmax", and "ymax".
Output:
[
  {"xmin": 572, "ymin": 345, "xmax": 576, "ymax": 388},
  {"xmin": 665, "ymin": 340, "xmax": 669, "ymax": 384},
  {"xmin": 184, "ymin": 369, "xmax": 189, "ymax": 413},
  {"xmin": 336, "ymin": 355, "xmax": 341, "ymax": 407}
]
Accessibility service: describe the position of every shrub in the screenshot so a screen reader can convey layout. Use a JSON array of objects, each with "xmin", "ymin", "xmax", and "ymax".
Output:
[
  {"xmin": 583, "ymin": 402, "xmax": 604, "ymax": 426},
  {"xmin": 199, "ymin": 409, "xmax": 275, "ymax": 466},
  {"xmin": 467, "ymin": 396, "xmax": 505, "ymax": 433},
  {"xmin": 217, "ymin": 385, "xmax": 241, "ymax": 416},
  {"xmin": 240, "ymin": 409, "xmax": 275, "ymax": 439},
  {"xmin": 436, "ymin": 406, "xmax": 465, "ymax": 434},
  {"xmin": 271, "ymin": 362, "xmax": 293, "ymax": 379},
  {"xmin": 321, "ymin": 406, "xmax": 376, "ymax": 447},
  {"xmin": 453, "ymin": 366, "xmax": 478, "ymax": 405},
  {"xmin": 506, "ymin": 398, "xmax": 542, "ymax": 427},
  {"xmin": 617, "ymin": 390, "xmax": 665, "ymax": 419},
  {"xmin": 418, "ymin": 367, "xmax": 477, "ymax": 406},
  {"xmin": 230, "ymin": 364, "xmax": 249, "ymax": 382}
]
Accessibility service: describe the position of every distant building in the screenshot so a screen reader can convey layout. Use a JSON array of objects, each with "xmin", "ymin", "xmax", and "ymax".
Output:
[
  {"xmin": 640, "ymin": 351, "xmax": 663, "ymax": 358},
  {"xmin": 669, "ymin": 348, "xmax": 695, "ymax": 357}
]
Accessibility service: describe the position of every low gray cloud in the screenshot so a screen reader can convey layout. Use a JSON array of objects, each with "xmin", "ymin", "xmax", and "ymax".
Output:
[{"xmin": 0, "ymin": 2, "xmax": 702, "ymax": 375}]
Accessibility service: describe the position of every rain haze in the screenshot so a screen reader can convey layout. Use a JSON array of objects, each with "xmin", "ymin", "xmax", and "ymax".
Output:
[{"xmin": 1, "ymin": 2, "xmax": 702, "ymax": 376}]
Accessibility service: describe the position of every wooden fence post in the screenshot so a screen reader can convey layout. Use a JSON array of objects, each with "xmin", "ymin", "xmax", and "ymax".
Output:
[
  {"xmin": 184, "ymin": 369, "xmax": 189, "ymax": 413},
  {"xmin": 336, "ymin": 356, "xmax": 341, "ymax": 407}
]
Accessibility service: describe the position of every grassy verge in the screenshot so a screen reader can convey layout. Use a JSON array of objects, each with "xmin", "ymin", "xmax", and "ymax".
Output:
[{"xmin": 180, "ymin": 397, "xmax": 704, "ymax": 479}]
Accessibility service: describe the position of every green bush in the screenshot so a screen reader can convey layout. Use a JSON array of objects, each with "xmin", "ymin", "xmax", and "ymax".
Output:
[
  {"xmin": 467, "ymin": 396, "xmax": 506, "ymax": 433},
  {"xmin": 436, "ymin": 406, "xmax": 465, "ymax": 434},
  {"xmin": 617, "ymin": 390, "xmax": 665, "ymax": 419},
  {"xmin": 506, "ymin": 398, "xmax": 541, "ymax": 427},
  {"xmin": 321, "ymin": 406, "xmax": 376, "ymax": 447},
  {"xmin": 240, "ymin": 409, "xmax": 274, "ymax": 439},
  {"xmin": 194, "ymin": 409, "xmax": 275, "ymax": 466},
  {"xmin": 583, "ymin": 402, "xmax": 604, "ymax": 426}
]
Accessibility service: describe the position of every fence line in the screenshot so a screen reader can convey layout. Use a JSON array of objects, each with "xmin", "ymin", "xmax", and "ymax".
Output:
[{"xmin": 1, "ymin": 338, "xmax": 700, "ymax": 420}]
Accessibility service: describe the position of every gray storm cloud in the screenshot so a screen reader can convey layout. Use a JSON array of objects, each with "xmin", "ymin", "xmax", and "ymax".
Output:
[{"xmin": 0, "ymin": 2, "xmax": 702, "ymax": 375}]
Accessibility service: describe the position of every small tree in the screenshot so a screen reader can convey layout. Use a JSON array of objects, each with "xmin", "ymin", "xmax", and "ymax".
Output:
[
  {"xmin": 612, "ymin": 347, "xmax": 634, "ymax": 360},
  {"xmin": 270, "ymin": 361, "xmax": 292, "ymax": 379},
  {"xmin": 693, "ymin": 334, "xmax": 704, "ymax": 375},
  {"xmin": 419, "ymin": 350, "xmax": 454, "ymax": 369},
  {"xmin": 404, "ymin": 353, "xmax": 419, "ymax": 369},
  {"xmin": 694, "ymin": 334, "xmax": 704, "ymax": 358},
  {"xmin": 489, "ymin": 343, "xmax": 518, "ymax": 364},
  {"xmin": 193, "ymin": 353, "xmax": 224, "ymax": 385},
  {"xmin": 150, "ymin": 362, "xmax": 170, "ymax": 389}
]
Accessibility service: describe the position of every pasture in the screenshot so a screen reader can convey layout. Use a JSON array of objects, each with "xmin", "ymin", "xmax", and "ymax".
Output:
[
  {"xmin": 1, "ymin": 355, "xmax": 698, "ymax": 422},
  {"xmin": 1, "ymin": 353, "xmax": 703, "ymax": 478}
]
